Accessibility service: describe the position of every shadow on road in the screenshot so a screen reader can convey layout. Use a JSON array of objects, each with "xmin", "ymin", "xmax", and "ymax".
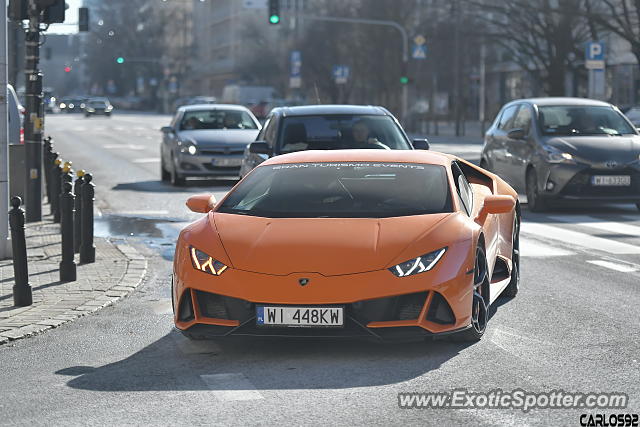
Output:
[
  {"xmin": 112, "ymin": 179, "xmax": 238, "ymax": 193},
  {"xmin": 57, "ymin": 329, "xmax": 473, "ymax": 391}
]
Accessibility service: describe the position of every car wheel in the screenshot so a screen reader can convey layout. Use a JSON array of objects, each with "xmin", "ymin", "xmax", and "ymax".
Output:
[
  {"xmin": 526, "ymin": 168, "xmax": 547, "ymax": 212},
  {"xmin": 170, "ymin": 155, "xmax": 185, "ymax": 186},
  {"xmin": 636, "ymin": 202, "xmax": 640, "ymax": 212},
  {"xmin": 85, "ymin": 113, "xmax": 90, "ymax": 118},
  {"xmin": 451, "ymin": 245, "xmax": 490, "ymax": 342},
  {"xmin": 160, "ymin": 156, "xmax": 170, "ymax": 182},
  {"xmin": 502, "ymin": 213, "xmax": 520, "ymax": 298}
]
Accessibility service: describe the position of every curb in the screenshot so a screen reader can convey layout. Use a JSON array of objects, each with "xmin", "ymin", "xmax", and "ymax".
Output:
[{"xmin": 0, "ymin": 242, "xmax": 148, "ymax": 346}]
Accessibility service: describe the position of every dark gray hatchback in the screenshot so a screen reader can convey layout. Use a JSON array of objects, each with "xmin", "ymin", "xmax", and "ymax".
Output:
[{"xmin": 481, "ymin": 97, "xmax": 640, "ymax": 212}]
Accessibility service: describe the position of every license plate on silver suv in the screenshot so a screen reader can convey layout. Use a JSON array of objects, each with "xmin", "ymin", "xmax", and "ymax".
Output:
[
  {"xmin": 256, "ymin": 306, "xmax": 344, "ymax": 327},
  {"xmin": 212, "ymin": 158, "xmax": 242, "ymax": 167},
  {"xmin": 591, "ymin": 175, "xmax": 631, "ymax": 186}
]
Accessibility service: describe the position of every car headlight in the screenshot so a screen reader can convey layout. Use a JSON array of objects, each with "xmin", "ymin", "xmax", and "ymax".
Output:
[
  {"xmin": 106, "ymin": 105, "xmax": 113, "ymax": 111},
  {"xmin": 544, "ymin": 147, "xmax": 575, "ymax": 164},
  {"xmin": 179, "ymin": 141, "xmax": 197, "ymax": 155},
  {"xmin": 190, "ymin": 247, "xmax": 228, "ymax": 276},
  {"xmin": 59, "ymin": 103, "xmax": 66, "ymax": 108},
  {"xmin": 389, "ymin": 247, "xmax": 446, "ymax": 277},
  {"xmin": 86, "ymin": 108, "xmax": 95, "ymax": 112}
]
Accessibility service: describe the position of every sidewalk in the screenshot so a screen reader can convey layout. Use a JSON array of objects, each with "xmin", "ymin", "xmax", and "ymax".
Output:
[{"xmin": 0, "ymin": 206, "xmax": 147, "ymax": 345}]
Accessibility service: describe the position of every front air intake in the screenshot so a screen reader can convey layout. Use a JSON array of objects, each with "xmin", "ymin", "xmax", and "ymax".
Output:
[
  {"xmin": 426, "ymin": 292, "xmax": 455, "ymax": 325},
  {"xmin": 178, "ymin": 289, "xmax": 195, "ymax": 322}
]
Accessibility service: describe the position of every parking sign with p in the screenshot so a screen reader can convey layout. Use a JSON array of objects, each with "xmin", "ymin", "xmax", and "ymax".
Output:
[{"xmin": 585, "ymin": 41, "xmax": 605, "ymax": 69}]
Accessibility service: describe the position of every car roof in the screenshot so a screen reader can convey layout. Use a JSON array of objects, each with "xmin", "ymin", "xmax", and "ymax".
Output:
[
  {"xmin": 179, "ymin": 103, "xmax": 249, "ymax": 112},
  {"xmin": 509, "ymin": 97, "xmax": 613, "ymax": 107},
  {"xmin": 271, "ymin": 104, "xmax": 392, "ymax": 117},
  {"xmin": 260, "ymin": 149, "xmax": 452, "ymax": 167}
]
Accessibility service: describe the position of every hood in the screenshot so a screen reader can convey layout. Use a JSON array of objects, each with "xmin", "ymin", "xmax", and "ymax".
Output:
[
  {"xmin": 212, "ymin": 212, "xmax": 452, "ymax": 276},
  {"xmin": 544, "ymin": 135, "xmax": 640, "ymax": 165},
  {"xmin": 177, "ymin": 129, "xmax": 259, "ymax": 146}
]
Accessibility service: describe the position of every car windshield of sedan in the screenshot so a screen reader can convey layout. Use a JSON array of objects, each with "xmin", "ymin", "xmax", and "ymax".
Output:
[
  {"xmin": 277, "ymin": 115, "xmax": 412, "ymax": 153},
  {"xmin": 180, "ymin": 109, "xmax": 258, "ymax": 130},
  {"xmin": 538, "ymin": 106, "xmax": 636, "ymax": 136},
  {"xmin": 217, "ymin": 162, "xmax": 452, "ymax": 218}
]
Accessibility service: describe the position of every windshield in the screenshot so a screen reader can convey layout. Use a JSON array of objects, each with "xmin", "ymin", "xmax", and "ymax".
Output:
[
  {"xmin": 180, "ymin": 109, "xmax": 258, "ymax": 130},
  {"xmin": 277, "ymin": 115, "xmax": 412, "ymax": 153},
  {"xmin": 217, "ymin": 162, "xmax": 452, "ymax": 218},
  {"xmin": 538, "ymin": 106, "xmax": 636, "ymax": 136}
]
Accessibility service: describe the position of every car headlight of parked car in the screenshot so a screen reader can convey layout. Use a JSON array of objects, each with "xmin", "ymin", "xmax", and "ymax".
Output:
[
  {"xmin": 544, "ymin": 146, "xmax": 576, "ymax": 164},
  {"xmin": 190, "ymin": 247, "xmax": 228, "ymax": 276},
  {"xmin": 389, "ymin": 247, "xmax": 446, "ymax": 277}
]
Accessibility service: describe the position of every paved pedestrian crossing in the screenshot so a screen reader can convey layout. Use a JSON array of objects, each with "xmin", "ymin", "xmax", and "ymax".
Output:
[{"xmin": 519, "ymin": 210, "xmax": 640, "ymax": 275}]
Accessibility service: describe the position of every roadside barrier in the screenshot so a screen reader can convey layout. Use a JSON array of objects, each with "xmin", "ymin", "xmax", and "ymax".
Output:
[
  {"xmin": 43, "ymin": 137, "xmax": 53, "ymax": 203},
  {"xmin": 79, "ymin": 173, "xmax": 95, "ymax": 264},
  {"xmin": 59, "ymin": 180, "xmax": 77, "ymax": 282},
  {"xmin": 50, "ymin": 157, "xmax": 61, "ymax": 220},
  {"xmin": 73, "ymin": 170, "xmax": 85, "ymax": 253},
  {"xmin": 9, "ymin": 196, "xmax": 33, "ymax": 307}
]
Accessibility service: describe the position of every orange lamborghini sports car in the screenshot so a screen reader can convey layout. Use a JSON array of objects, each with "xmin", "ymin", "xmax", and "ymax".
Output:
[{"xmin": 172, "ymin": 149, "xmax": 519, "ymax": 342}]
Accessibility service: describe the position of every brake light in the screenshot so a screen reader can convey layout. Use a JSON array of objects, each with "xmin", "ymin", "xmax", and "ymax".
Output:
[{"xmin": 20, "ymin": 127, "xmax": 24, "ymax": 144}]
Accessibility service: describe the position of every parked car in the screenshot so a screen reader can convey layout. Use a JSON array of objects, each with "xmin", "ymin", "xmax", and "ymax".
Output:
[
  {"xmin": 239, "ymin": 105, "xmax": 428, "ymax": 177},
  {"xmin": 481, "ymin": 97, "xmax": 640, "ymax": 211},
  {"xmin": 7, "ymin": 84, "xmax": 24, "ymax": 144},
  {"xmin": 84, "ymin": 97, "xmax": 113, "ymax": 117},
  {"xmin": 160, "ymin": 104, "xmax": 261, "ymax": 185}
]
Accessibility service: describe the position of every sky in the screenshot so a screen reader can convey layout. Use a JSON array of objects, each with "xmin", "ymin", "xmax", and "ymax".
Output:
[{"xmin": 48, "ymin": 0, "xmax": 82, "ymax": 34}]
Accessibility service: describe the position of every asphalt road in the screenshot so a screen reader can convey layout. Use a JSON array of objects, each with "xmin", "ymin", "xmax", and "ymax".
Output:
[{"xmin": 0, "ymin": 113, "xmax": 638, "ymax": 426}]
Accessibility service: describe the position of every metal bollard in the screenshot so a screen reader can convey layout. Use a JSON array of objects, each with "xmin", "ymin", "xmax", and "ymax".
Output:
[
  {"xmin": 73, "ymin": 170, "xmax": 85, "ymax": 253},
  {"xmin": 80, "ymin": 173, "xmax": 95, "ymax": 264},
  {"xmin": 43, "ymin": 138, "xmax": 53, "ymax": 203},
  {"xmin": 9, "ymin": 197, "xmax": 33, "ymax": 307},
  {"xmin": 59, "ymin": 181, "xmax": 77, "ymax": 282},
  {"xmin": 50, "ymin": 157, "xmax": 62, "ymax": 218},
  {"xmin": 56, "ymin": 162, "xmax": 73, "ymax": 224}
]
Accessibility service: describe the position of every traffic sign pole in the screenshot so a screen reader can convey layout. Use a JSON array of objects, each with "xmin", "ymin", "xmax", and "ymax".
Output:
[{"xmin": 0, "ymin": 0, "xmax": 11, "ymax": 258}]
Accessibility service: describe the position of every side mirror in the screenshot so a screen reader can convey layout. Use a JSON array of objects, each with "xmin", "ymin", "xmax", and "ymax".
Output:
[
  {"xmin": 186, "ymin": 194, "xmax": 217, "ymax": 213},
  {"xmin": 475, "ymin": 195, "xmax": 515, "ymax": 224},
  {"xmin": 249, "ymin": 141, "xmax": 270, "ymax": 155},
  {"xmin": 507, "ymin": 128, "xmax": 525, "ymax": 140},
  {"xmin": 412, "ymin": 138, "xmax": 430, "ymax": 150},
  {"xmin": 161, "ymin": 126, "xmax": 174, "ymax": 134}
]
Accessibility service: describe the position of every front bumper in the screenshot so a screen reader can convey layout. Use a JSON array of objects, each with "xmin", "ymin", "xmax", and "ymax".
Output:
[
  {"xmin": 172, "ymin": 242, "xmax": 475, "ymax": 341},
  {"xmin": 176, "ymin": 152, "xmax": 244, "ymax": 177},
  {"xmin": 537, "ymin": 163, "xmax": 640, "ymax": 203}
]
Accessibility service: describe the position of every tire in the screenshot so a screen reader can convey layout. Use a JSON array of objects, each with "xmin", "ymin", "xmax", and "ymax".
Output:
[
  {"xmin": 451, "ymin": 244, "xmax": 490, "ymax": 342},
  {"xmin": 160, "ymin": 156, "xmax": 170, "ymax": 182},
  {"xmin": 526, "ymin": 168, "xmax": 548, "ymax": 212},
  {"xmin": 636, "ymin": 202, "xmax": 640, "ymax": 212},
  {"xmin": 170, "ymin": 155, "xmax": 185, "ymax": 186},
  {"xmin": 502, "ymin": 212, "xmax": 520, "ymax": 298},
  {"xmin": 85, "ymin": 113, "xmax": 90, "ymax": 118}
]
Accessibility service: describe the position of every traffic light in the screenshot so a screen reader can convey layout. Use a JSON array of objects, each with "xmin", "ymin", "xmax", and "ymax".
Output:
[
  {"xmin": 268, "ymin": 0, "xmax": 280, "ymax": 24},
  {"xmin": 400, "ymin": 76, "xmax": 409, "ymax": 84},
  {"xmin": 116, "ymin": 57, "xmax": 125, "ymax": 64},
  {"xmin": 64, "ymin": 66, "xmax": 71, "ymax": 73},
  {"xmin": 42, "ymin": 0, "xmax": 65, "ymax": 24}
]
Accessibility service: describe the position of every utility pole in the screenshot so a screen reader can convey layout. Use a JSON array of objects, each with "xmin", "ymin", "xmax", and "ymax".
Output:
[
  {"xmin": 1, "ymin": 0, "xmax": 11, "ymax": 258},
  {"xmin": 479, "ymin": 40, "xmax": 486, "ymax": 136},
  {"xmin": 23, "ymin": 0, "xmax": 44, "ymax": 222}
]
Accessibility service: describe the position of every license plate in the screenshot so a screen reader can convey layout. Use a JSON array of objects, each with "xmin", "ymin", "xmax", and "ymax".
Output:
[
  {"xmin": 591, "ymin": 175, "xmax": 631, "ymax": 186},
  {"xmin": 256, "ymin": 306, "xmax": 344, "ymax": 327},
  {"xmin": 212, "ymin": 157, "xmax": 242, "ymax": 167}
]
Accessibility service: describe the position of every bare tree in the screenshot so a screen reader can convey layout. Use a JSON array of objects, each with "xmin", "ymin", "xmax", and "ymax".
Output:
[
  {"xmin": 584, "ymin": 0, "xmax": 640, "ymax": 67},
  {"xmin": 475, "ymin": 0, "xmax": 591, "ymax": 96}
]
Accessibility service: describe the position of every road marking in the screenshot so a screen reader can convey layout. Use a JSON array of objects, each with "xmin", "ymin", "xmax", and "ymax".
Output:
[
  {"xmin": 103, "ymin": 144, "xmax": 145, "ymax": 150},
  {"xmin": 200, "ymin": 374, "xmax": 264, "ymax": 401},
  {"xmin": 586, "ymin": 259, "xmax": 638, "ymax": 273},
  {"xmin": 132, "ymin": 157, "xmax": 160, "ymax": 163},
  {"xmin": 519, "ymin": 237, "xmax": 575, "ymax": 257},
  {"xmin": 548, "ymin": 215, "xmax": 640, "ymax": 237},
  {"xmin": 521, "ymin": 222, "xmax": 640, "ymax": 254}
]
